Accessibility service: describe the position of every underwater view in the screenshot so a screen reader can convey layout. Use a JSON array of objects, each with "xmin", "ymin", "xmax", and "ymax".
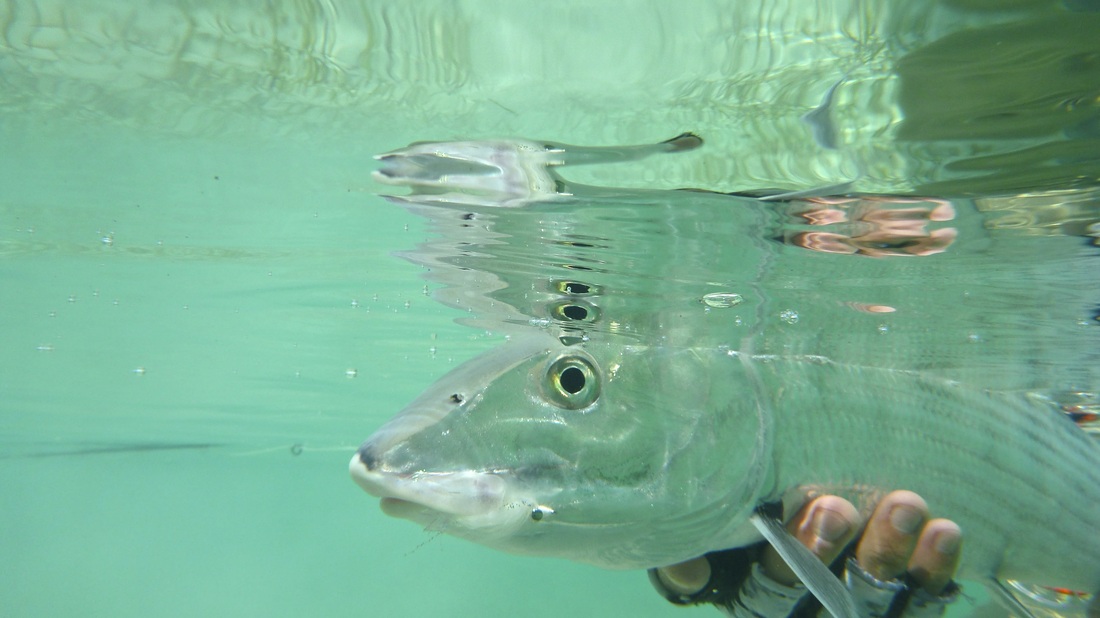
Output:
[{"xmin": 2, "ymin": 1, "xmax": 1099, "ymax": 617}]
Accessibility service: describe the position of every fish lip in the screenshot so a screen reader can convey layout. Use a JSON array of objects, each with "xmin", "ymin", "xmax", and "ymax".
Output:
[{"xmin": 348, "ymin": 452, "xmax": 508, "ymax": 518}]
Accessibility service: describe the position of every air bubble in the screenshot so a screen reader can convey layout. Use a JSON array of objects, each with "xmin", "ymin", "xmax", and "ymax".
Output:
[
  {"xmin": 779, "ymin": 309, "xmax": 800, "ymax": 324},
  {"xmin": 702, "ymin": 292, "xmax": 744, "ymax": 308},
  {"xmin": 346, "ymin": 368, "xmax": 358, "ymax": 378}
]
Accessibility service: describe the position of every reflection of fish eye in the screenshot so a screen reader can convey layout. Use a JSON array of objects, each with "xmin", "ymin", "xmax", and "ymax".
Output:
[
  {"xmin": 550, "ymin": 300, "xmax": 599, "ymax": 324},
  {"xmin": 544, "ymin": 355, "xmax": 600, "ymax": 410},
  {"xmin": 552, "ymin": 280, "xmax": 601, "ymax": 296}
]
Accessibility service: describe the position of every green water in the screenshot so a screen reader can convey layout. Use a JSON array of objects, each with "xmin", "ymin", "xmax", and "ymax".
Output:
[{"xmin": 1, "ymin": 1, "xmax": 1097, "ymax": 616}]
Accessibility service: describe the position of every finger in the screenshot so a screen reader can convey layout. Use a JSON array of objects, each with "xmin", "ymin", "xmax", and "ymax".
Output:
[
  {"xmin": 654, "ymin": 556, "xmax": 711, "ymax": 596},
  {"xmin": 762, "ymin": 495, "xmax": 861, "ymax": 586},
  {"xmin": 906, "ymin": 518, "xmax": 962, "ymax": 595},
  {"xmin": 855, "ymin": 490, "xmax": 929, "ymax": 581}
]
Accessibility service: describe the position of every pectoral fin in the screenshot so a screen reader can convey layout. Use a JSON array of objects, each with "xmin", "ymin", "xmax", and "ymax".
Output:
[{"xmin": 750, "ymin": 509, "xmax": 859, "ymax": 618}]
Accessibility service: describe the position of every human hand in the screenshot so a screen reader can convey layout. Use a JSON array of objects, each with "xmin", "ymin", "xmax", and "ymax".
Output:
[{"xmin": 651, "ymin": 491, "xmax": 962, "ymax": 617}]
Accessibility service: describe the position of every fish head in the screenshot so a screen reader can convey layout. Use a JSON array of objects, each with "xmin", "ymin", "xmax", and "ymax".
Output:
[
  {"xmin": 372, "ymin": 139, "xmax": 569, "ymax": 207},
  {"xmin": 350, "ymin": 335, "xmax": 771, "ymax": 569}
]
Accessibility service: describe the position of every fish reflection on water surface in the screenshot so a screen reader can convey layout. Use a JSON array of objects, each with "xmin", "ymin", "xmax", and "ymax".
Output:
[{"xmin": 351, "ymin": 135, "xmax": 1100, "ymax": 615}]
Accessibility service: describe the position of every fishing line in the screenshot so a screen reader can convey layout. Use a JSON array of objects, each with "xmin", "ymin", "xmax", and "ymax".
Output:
[
  {"xmin": 406, "ymin": 514, "xmax": 452, "ymax": 557},
  {"xmin": 230, "ymin": 444, "xmax": 358, "ymax": 457},
  {"xmin": 404, "ymin": 528, "xmax": 447, "ymax": 557}
]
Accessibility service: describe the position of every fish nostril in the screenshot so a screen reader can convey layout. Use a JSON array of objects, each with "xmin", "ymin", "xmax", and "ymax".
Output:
[{"xmin": 357, "ymin": 445, "xmax": 379, "ymax": 471}]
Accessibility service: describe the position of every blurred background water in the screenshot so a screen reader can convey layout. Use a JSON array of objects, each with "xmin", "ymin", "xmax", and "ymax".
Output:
[{"xmin": 1, "ymin": 1, "xmax": 1098, "ymax": 616}]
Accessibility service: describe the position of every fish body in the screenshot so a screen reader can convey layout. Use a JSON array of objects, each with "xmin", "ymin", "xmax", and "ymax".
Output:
[
  {"xmin": 353, "ymin": 135, "xmax": 1100, "ymax": 604},
  {"xmin": 353, "ymin": 334, "xmax": 1100, "ymax": 593}
]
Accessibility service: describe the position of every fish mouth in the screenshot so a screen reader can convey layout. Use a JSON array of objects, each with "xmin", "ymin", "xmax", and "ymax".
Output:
[{"xmin": 349, "ymin": 447, "xmax": 508, "ymax": 520}]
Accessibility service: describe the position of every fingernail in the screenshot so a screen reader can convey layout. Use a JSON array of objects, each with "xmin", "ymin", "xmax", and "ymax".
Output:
[
  {"xmin": 812, "ymin": 507, "xmax": 851, "ymax": 542},
  {"xmin": 657, "ymin": 560, "xmax": 710, "ymax": 595},
  {"xmin": 889, "ymin": 505, "xmax": 923, "ymax": 534},
  {"xmin": 934, "ymin": 529, "xmax": 962, "ymax": 555}
]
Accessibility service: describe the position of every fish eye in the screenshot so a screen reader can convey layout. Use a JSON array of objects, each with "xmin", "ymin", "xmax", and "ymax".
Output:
[
  {"xmin": 543, "ymin": 355, "xmax": 600, "ymax": 410},
  {"xmin": 449, "ymin": 393, "xmax": 464, "ymax": 404}
]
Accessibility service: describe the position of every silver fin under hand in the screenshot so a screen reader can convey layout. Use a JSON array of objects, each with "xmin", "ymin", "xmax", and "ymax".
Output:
[
  {"xmin": 749, "ymin": 510, "xmax": 859, "ymax": 618},
  {"xmin": 987, "ymin": 579, "xmax": 1041, "ymax": 618},
  {"xmin": 756, "ymin": 180, "xmax": 857, "ymax": 202}
]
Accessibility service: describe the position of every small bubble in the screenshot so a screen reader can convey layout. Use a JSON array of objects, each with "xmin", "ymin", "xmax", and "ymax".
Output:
[
  {"xmin": 779, "ymin": 309, "xmax": 800, "ymax": 324},
  {"xmin": 351, "ymin": 299, "xmax": 359, "ymax": 308},
  {"xmin": 702, "ymin": 292, "xmax": 744, "ymax": 308},
  {"xmin": 404, "ymin": 300, "xmax": 411, "ymax": 309},
  {"xmin": 132, "ymin": 367, "xmax": 146, "ymax": 376},
  {"xmin": 422, "ymin": 285, "xmax": 429, "ymax": 296},
  {"xmin": 36, "ymin": 344, "xmax": 54, "ymax": 352},
  {"xmin": 429, "ymin": 346, "xmax": 437, "ymax": 356},
  {"xmin": 877, "ymin": 324, "xmax": 890, "ymax": 335},
  {"xmin": 48, "ymin": 311, "xmax": 57, "ymax": 318},
  {"xmin": 967, "ymin": 333, "xmax": 982, "ymax": 343},
  {"xmin": 372, "ymin": 294, "xmax": 379, "ymax": 302},
  {"xmin": 733, "ymin": 316, "xmax": 743, "ymax": 326},
  {"xmin": 67, "ymin": 294, "xmax": 77, "ymax": 303},
  {"xmin": 345, "ymin": 368, "xmax": 358, "ymax": 378},
  {"xmin": 403, "ymin": 224, "xmax": 409, "ymax": 231},
  {"xmin": 290, "ymin": 443, "xmax": 303, "ymax": 456},
  {"xmin": 100, "ymin": 233, "xmax": 114, "ymax": 246}
]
